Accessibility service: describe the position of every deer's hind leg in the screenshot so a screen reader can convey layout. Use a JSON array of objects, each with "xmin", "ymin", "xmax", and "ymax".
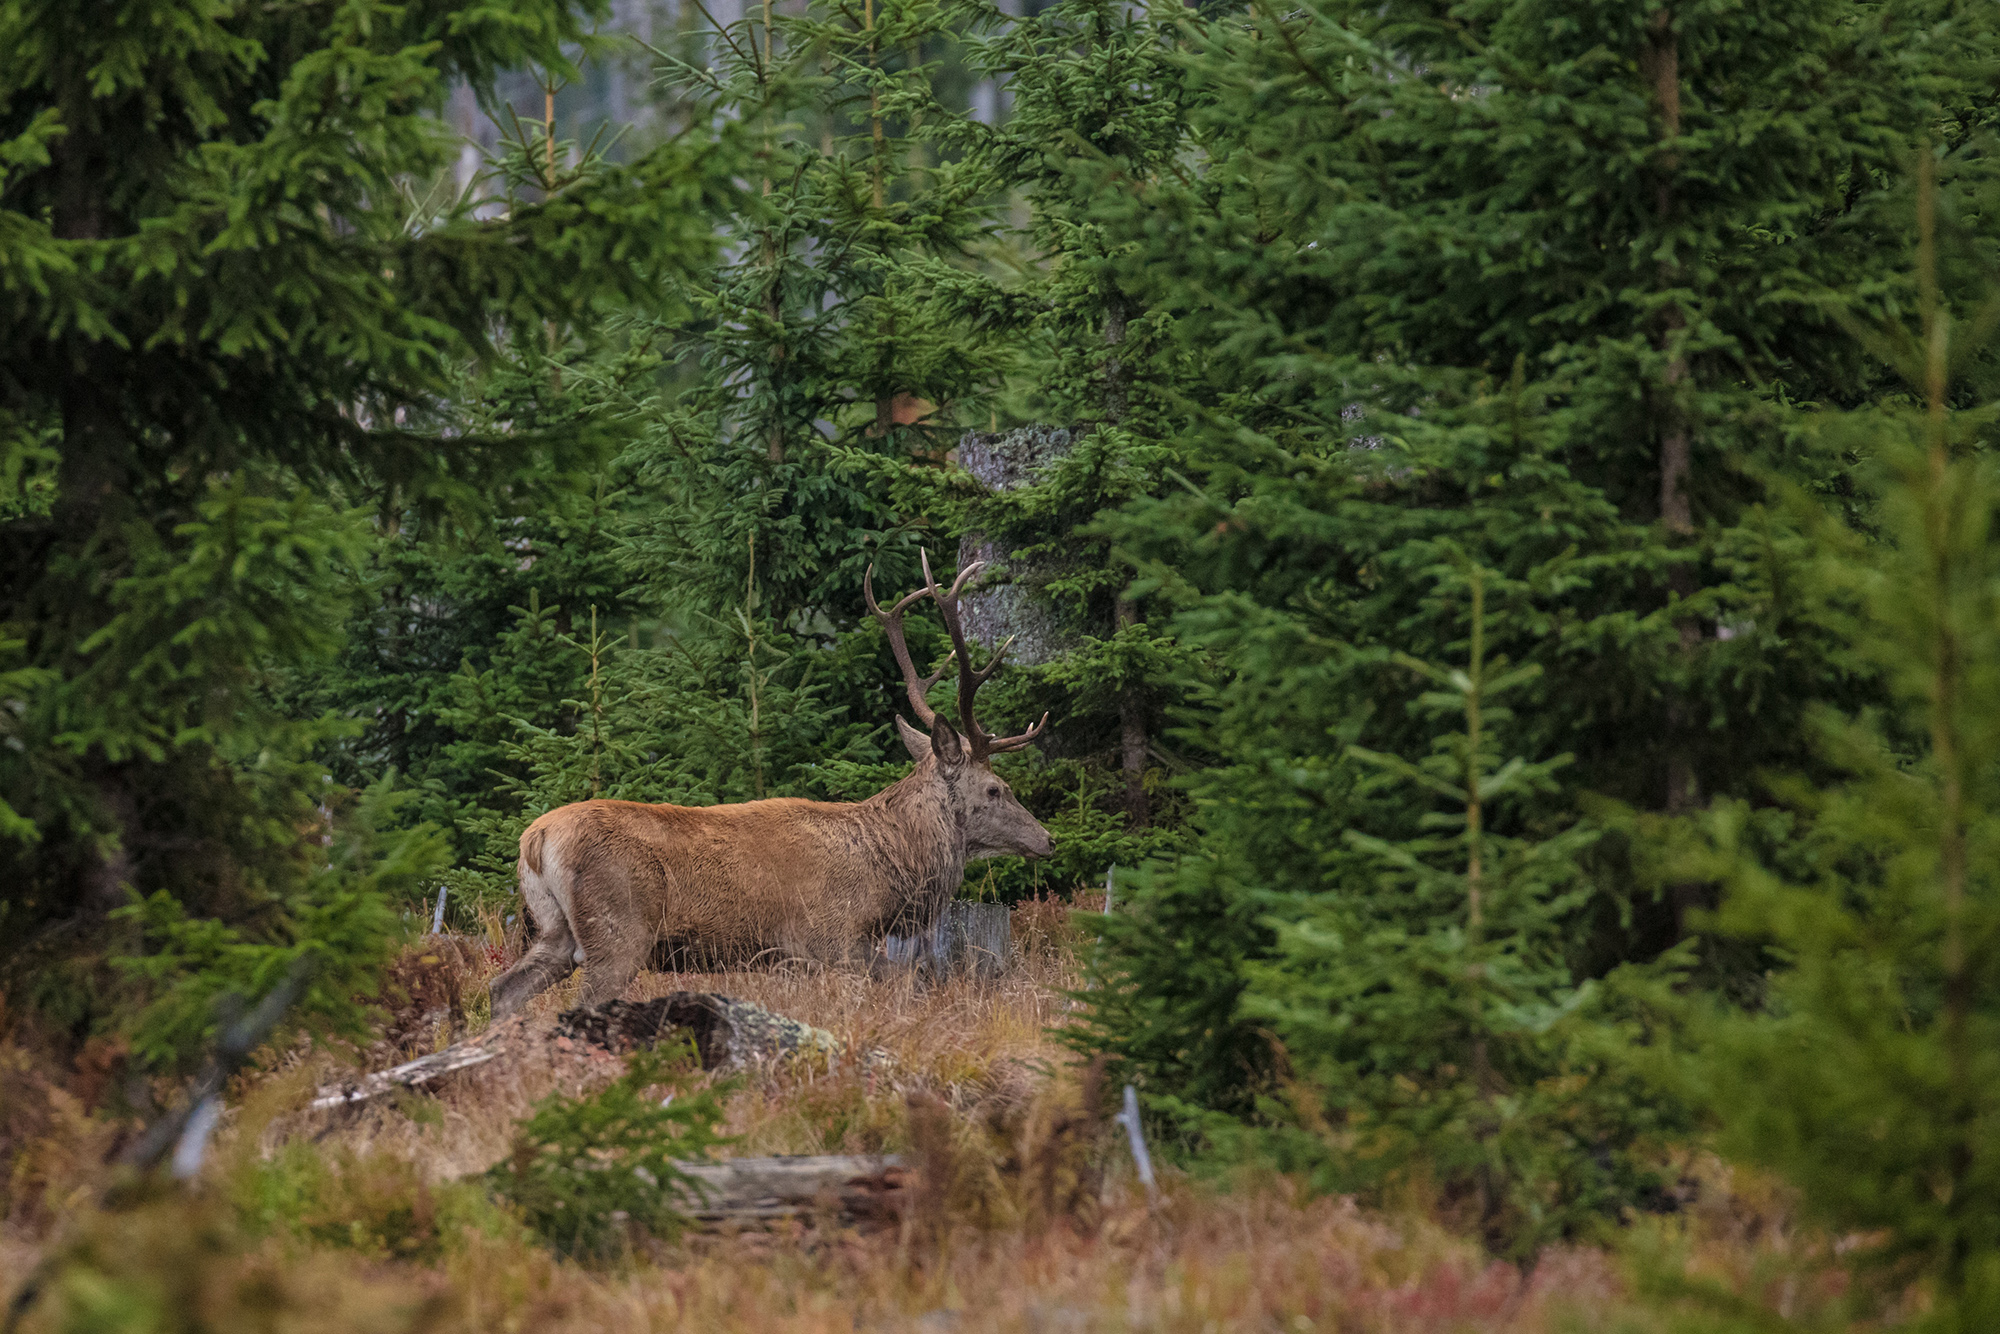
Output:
[
  {"xmin": 570, "ymin": 891, "xmax": 654, "ymax": 1010},
  {"xmin": 489, "ymin": 914, "xmax": 578, "ymax": 1021}
]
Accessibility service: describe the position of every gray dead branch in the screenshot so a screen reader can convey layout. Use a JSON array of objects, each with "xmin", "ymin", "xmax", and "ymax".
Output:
[
  {"xmin": 122, "ymin": 957, "xmax": 315, "ymax": 1174},
  {"xmin": 1114, "ymin": 1083, "xmax": 1159, "ymax": 1207},
  {"xmin": 309, "ymin": 992, "xmax": 842, "ymax": 1113},
  {"xmin": 309, "ymin": 1024, "xmax": 514, "ymax": 1112},
  {"xmin": 679, "ymin": 1154, "xmax": 908, "ymax": 1225},
  {"xmin": 6, "ymin": 962, "xmax": 315, "ymax": 1334}
]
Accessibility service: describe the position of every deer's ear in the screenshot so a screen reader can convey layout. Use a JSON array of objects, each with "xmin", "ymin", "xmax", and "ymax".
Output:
[
  {"xmin": 895, "ymin": 715, "xmax": 932, "ymax": 762},
  {"xmin": 929, "ymin": 716, "xmax": 967, "ymax": 770}
]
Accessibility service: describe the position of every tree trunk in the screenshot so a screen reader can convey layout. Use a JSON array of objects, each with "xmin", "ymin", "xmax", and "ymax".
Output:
[
  {"xmin": 1103, "ymin": 298, "xmax": 1129, "ymax": 424},
  {"xmin": 1103, "ymin": 297, "xmax": 1148, "ymax": 826},
  {"xmin": 956, "ymin": 426, "xmax": 1078, "ymax": 668},
  {"xmin": 1643, "ymin": 7, "xmax": 1705, "ymax": 932},
  {"xmin": 51, "ymin": 76, "xmax": 142, "ymax": 915},
  {"xmin": 1116, "ymin": 597, "xmax": 1150, "ymax": 828}
]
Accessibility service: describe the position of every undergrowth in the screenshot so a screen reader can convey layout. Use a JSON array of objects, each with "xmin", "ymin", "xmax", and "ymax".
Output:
[
  {"xmin": 0, "ymin": 896, "xmax": 1899, "ymax": 1333},
  {"xmin": 487, "ymin": 1041, "xmax": 729, "ymax": 1263}
]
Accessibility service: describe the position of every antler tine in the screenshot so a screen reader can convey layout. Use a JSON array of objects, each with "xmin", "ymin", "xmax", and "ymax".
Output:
[
  {"xmin": 864, "ymin": 560, "xmax": 951, "ymax": 728},
  {"xmin": 920, "ymin": 550, "xmax": 989, "ymax": 747},
  {"xmin": 918, "ymin": 551, "xmax": 1043, "ymax": 761},
  {"xmin": 863, "ymin": 560, "xmax": 933, "ymax": 622},
  {"xmin": 983, "ymin": 712, "xmax": 1050, "ymax": 754},
  {"xmin": 967, "ymin": 633, "xmax": 1017, "ymax": 687},
  {"xmin": 919, "ymin": 549, "xmax": 985, "ymax": 605}
]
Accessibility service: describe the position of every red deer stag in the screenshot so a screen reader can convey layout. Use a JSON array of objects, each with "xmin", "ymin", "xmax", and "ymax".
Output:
[{"xmin": 488, "ymin": 555, "xmax": 1052, "ymax": 1019}]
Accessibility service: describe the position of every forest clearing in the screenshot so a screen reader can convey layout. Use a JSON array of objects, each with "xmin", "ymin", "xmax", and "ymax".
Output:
[
  {"xmin": 3, "ymin": 0, "xmax": 1997, "ymax": 1328},
  {"xmin": 3, "ymin": 900, "xmax": 1828, "ymax": 1333}
]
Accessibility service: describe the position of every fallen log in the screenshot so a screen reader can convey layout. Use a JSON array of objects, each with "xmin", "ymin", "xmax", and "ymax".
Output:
[
  {"xmin": 310, "ymin": 1026, "xmax": 512, "ymax": 1111},
  {"xmin": 553, "ymin": 993, "xmax": 841, "ymax": 1068},
  {"xmin": 678, "ymin": 1154, "xmax": 908, "ymax": 1225},
  {"xmin": 310, "ymin": 993, "xmax": 842, "ymax": 1112}
]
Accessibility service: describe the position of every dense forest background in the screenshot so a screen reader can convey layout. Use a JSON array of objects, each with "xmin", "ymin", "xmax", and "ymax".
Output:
[{"xmin": 3, "ymin": 0, "xmax": 1998, "ymax": 1326}]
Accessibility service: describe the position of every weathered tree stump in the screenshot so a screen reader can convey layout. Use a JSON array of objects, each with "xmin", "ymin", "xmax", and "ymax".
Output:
[
  {"xmin": 552, "ymin": 992, "xmax": 842, "ymax": 1067},
  {"xmin": 884, "ymin": 901, "xmax": 1012, "ymax": 979}
]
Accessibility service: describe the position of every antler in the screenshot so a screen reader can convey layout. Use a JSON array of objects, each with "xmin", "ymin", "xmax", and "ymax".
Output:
[
  {"xmin": 864, "ymin": 562, "xmax": 954, "ymax": 728},
  {"xmin": 920, "ymin": 550, "xmax": 1050, "ymax": 760}
]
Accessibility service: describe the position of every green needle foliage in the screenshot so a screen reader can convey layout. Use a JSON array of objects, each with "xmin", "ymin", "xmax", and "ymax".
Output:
[
  {"xmin": 912, "ymin": 0, "xmax": 1208, "ymax": 879},
  {"xmin": 1658, "ymin": 165, "xmax": 2000, "ymax": 1332},
  {"xmin": 1243, "ymin": 558, "xmax": 1671, "ymax": 1256},
  {"xmin": 113, "ymin": 781, "xmax": 449, "ymax": 1071},
  {"xmin": 0, "ymin": 0, "xmax": 733, "ymax": 1061},
  {"xmin": 1079, "ymin": 0, "xmax": 1995, "ymax": 1191},
  {"xmin": 487, "ymin": 1041, "xmax": 731, "ymax": 1264},
  {"xmin": 636, "ymin": 0, "xmax": 1012, "ymax": 626}
]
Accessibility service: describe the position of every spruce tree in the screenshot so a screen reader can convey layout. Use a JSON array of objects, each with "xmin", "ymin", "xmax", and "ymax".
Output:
[
  {"xmin": 296, "ymin": 97, "xmax": 686, "ymax": 892},
  {"xmin": 1242, "ymin": 556, "xmax": 1671, "ymax": 1254},
  {"xmin": 632, "ymin": 0, "xmax": 1013, "ymax": 626},
  {"xmin": 1079, "ymin": 0, "xmax": 1990, "ymax": 1203},
  {"xmin": 0, "ymin": 0, "xmax": 732, "ymax": 1057},
  {"xmin": 1658, "ymin": 162, "xmax": 2000, "ymax": 1332},
  {"xmin": 886, "ymin": 0, "xmax": 1209, "ymax": 889}
]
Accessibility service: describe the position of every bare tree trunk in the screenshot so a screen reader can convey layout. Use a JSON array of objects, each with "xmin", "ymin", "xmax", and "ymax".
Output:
[
  {"xmin": 957, "ymin": 426, "xmax": 1078, "ymax": 668},
  {"xmin": 764, "ymin": 267, "xmax": 786, "ymax": 463},
  {"xmin": 1643, "ymin": 8, "xmax": 1704, "ymax": 932},
  {"xmin": 1117, "ymin": 597, "xmax": 1150, "ymax": 829},
  {"xmin": 1103, "ymin": 299, "xmax": 1129, "ymax": 425},
  {"xmin": 1104, "ymin": 298, "xmax": 1148, "ymax": 827}
]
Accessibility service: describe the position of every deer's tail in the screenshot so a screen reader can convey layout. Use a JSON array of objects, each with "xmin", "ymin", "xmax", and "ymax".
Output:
[{"xmin": 517, "ymin": 822, "xmax": 578, "ymax": 958}]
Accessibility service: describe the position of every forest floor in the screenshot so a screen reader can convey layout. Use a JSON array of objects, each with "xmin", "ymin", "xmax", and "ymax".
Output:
[{"xmin": 2, "ymin": 894, "xmax": 1849, "ymax": 1333}]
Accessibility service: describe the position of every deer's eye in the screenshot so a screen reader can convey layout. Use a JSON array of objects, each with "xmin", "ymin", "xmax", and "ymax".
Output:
[{"xmin": 987, "ymin": 785, "xmax": 1001, "ymax": 798}]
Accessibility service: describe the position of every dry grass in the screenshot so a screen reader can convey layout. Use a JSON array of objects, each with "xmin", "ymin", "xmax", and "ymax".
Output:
[
  {"xmin": 303, "ymin": 898, "xmax": 1086, "ymax": 1182},
  {"xmin": 411, "ymin": 1186, "xmax": 1640, "ymax": 1334},
  {"xmin": 2, "ymin": 895, "xmax": 1860, "ymax": 1333}
]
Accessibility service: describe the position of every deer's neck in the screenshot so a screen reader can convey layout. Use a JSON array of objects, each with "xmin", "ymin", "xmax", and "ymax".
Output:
[{"xmin": 863, "ymin": 765, "xmax": 966, "ymax": 920}]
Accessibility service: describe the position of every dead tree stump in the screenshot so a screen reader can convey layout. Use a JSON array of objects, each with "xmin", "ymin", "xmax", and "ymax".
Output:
[{"xmin": 885, "ymin": 901, "xmax": 1012, "ymax": 979}]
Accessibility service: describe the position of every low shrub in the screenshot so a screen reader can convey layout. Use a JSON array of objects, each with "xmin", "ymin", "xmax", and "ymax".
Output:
[
  {"xmin": 234, "ymin": 1142, "xmax": 513, "ymax": 1263},
  {"xmin": 484, "ymin": 1042, "xmax": 730, "ymax": 1263}
]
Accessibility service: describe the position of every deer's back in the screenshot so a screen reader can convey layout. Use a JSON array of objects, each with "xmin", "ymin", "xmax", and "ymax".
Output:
[{"xmin": 527, "ymin": 797, "xmax": 892, "ymax": 956}]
